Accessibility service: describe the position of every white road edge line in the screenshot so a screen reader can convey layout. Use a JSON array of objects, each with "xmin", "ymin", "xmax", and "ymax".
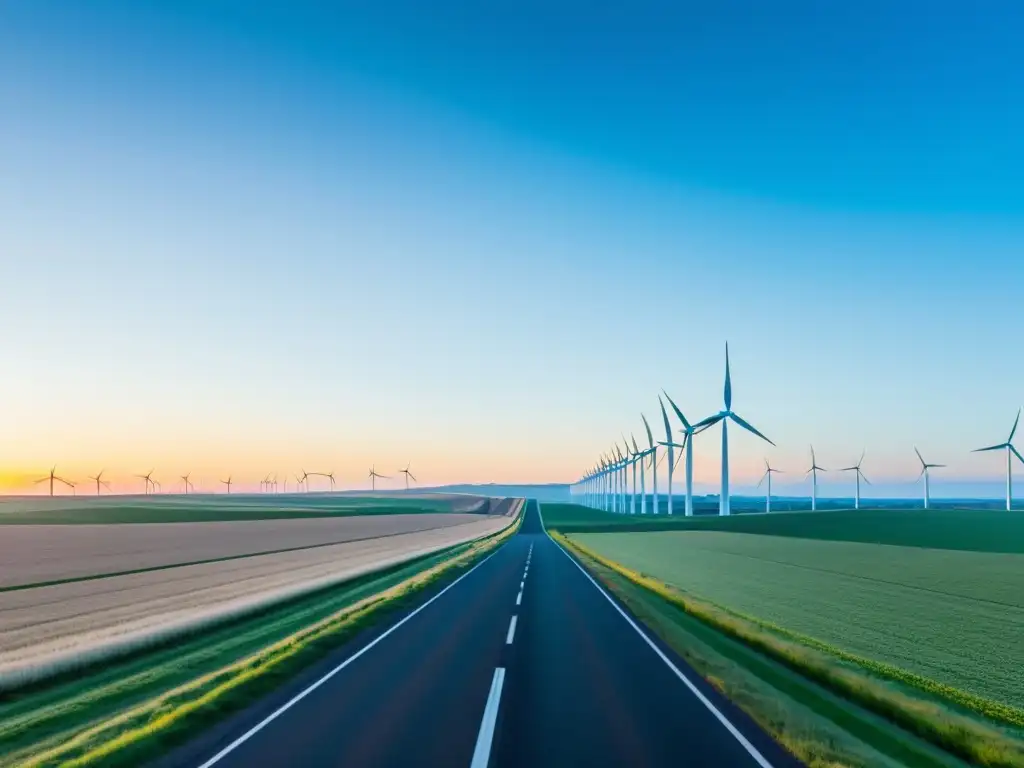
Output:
[
  {"xmin": 196, "ymin": 547, "xmax": 505, "ymax": 768},
  {"xmin": 516, "ymin": 590, "xmax": 522, "ymax": 606},
  {"xmin": 470, "ymin": 667, "xmax": 506, "ymax": 768},
  {"xmin": 539, "ymin": 501, "xmax": 775, "ymax": 768},
  {"xmin": 506, "ymin": 615, "xmax": 518, "ymax": 644}
]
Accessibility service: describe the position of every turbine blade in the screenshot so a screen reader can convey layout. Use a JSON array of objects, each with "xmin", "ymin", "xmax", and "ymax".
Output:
[
  {"xmin": 972, "ymin": 443, "xmax": 1007, "ymax": 453},
  {"xmin": 692, "ymin": 414, "xmax": 724, "ymax": 430},
  {"xmin": 409, "ymin": 473, "xmax": 417, "ymax": 481},
  {"xmin": 1010, "ymin": 408, "xmax": 1022, "ymax": 442},
  {"xmin": 642, "ymin": 413, "xmax": 654, "ymax": 449},
  {"xmin": 723, "ymin": 342, "xmax": 732, "ymax": 411},
  {"xmin": 662, "ymin": 390, "xmax": 691, "ymax": 430},
  {"xmin": 914, "ymin": 446, "xmax": 925, "ymax": 466},
  {"xmin": 757, "ymin": 472, "xmax": 767, "ymax": 488},
  {"xmin": 729, "ymin": 413, "xmax": 774, "ymax": 445},
  {"xmin": 1011, "ymin": 445, "xmax": 1024, "ymax": 465}
]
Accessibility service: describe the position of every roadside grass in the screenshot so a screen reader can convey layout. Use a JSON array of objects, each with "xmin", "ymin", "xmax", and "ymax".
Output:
[
  {"xmin": 543, "ymin": 503, "xmax": 1024, "ymax": 554},
  {"xmin": 1, "ymin": 505, "xmax": 522, "ymax": 767},
  {"xmin": 556, "ymin": 532, "xmax": 1024, "ymax": 768},
  {"xmin": 0, "ymin": 495, "xmax": 487, "ymax": 525}
]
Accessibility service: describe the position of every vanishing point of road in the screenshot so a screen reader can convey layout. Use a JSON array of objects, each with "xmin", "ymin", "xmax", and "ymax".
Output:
[{"xmin": 158, "ymin": 501, "xmax": 800, "ymax": 768}]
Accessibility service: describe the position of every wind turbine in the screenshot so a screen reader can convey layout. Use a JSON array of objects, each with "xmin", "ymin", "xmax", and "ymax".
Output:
[
  {"xmin": 87, "ymin": 470, "xmax": 111, "ymax": 496},
  {"xmin": 627, "ymin": 434, "xmax": 640, "ymax": 514},
  {"xmin": 972, "ymin": 409, "xmax": 1024, "ymax": 511},
  {"xmin": 806, "ymin": 446, "xmax": 826, "ymax": 511},
  {"xmin": 662, "ymin": 391, "xmax": 708, "ymax": 517},
  {"xmin": 180, "ymin": 473, "xmax": 194, "ymax": 495},
  {"xmin": 35, "ymin": 467, "xmax": 74, "ymax": 497},
  {"xmin": 838, "ymin": 451, "xmax": 870, "ymax": 510},
  {"xmin": 642, "ymin": 414, "xmax": 659, "ymax": 515},
  {"xmin": 758, "ymin": 459, "xmax": 784, "ymax": 513},
  {"xmin": 152, "ymin": 478, "xmax": 162, "ymax": 494},
  {"xmin": 914, "ymin": 447, "xmax": 945, "ymax": 510},
  {"xmin": 221, "ymin": 476, "xmax": 232, "ymax": 494},
  {"xmin": 657, "ymin": 396, "xmax": 687, "ymax": 516},
  {"xmin": 619, "ymin": 441, "xmax": 630, "ymax": 514},
  {"xmin": 694, "ymin": 343, "xmax": 774, "ymax": 516},
  {"xmin": 369, "ymin": 466, "xmax": 388, "ymax": 491},
  {"xmin": 399, "ymin": 462, "xmax": 417, "ymax": 490},
  {"xmin": 136, "ymin": 470, "xmax": 155, "ymax": 495}
]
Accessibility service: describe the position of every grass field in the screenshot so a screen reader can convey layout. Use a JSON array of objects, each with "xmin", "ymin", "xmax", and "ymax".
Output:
[
  {"xmin": 0, "ymin": 494, "xmax": 490, "ymax": 525},
  {"xmin": 572, "ymin": 530, "xmax": 1024, "ymax": 712},
  {"xmin": 543, "ymin": 503, "xmax": 1024, "ymax": 553}
]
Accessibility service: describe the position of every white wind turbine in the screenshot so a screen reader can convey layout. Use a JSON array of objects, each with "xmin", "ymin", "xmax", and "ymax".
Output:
[
  {"xmin": 972, "ymin": 409, "xmax": 1024, "ymax": 511},
  {"xmin": 693, "ymin": 344, "xmax": 774, "ymax": 516},
  {"xmin": 657, "ymin": 397, "xmax": 684, "ymax": 516},
  {"xmin": 914, "ymin": 447, "xmax": 945, "ymax": 510},
  {"xmin": 662, "ymin": 391, "xmax": 706, "ymax": 517},
  {"xmin": 838, "ymin": 451, "xmax": 870, "ymax": 510},
  {"xmin": 642, "ymin": 414, "xmax": 659, "ymax": 514},
  {"xmin": 806, "ymin": 446, "xmax": 827, "ymax": 511},
  {"xmin": 627, "ymin": 434, "xmax": 641, "ymax": 514},
  {"xmin": 758, "ymin": 458, "xmax": 784, "ymax": 513}
]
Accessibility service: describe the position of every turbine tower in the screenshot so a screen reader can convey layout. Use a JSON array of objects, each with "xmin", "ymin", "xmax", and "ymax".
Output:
[
  {"xmin": 399, "ymin": 462, "xmax": 417, "ymax": 490},
  {"xmin": 642, "ymin": 414, "xmax": 659, "ymax": 514},
  {"xmin": 694, "ymin": 343, "xmax": 774, "ymax": 516},
  {"xmin": 915, "ymin": 447, "xmax": 945, "ymax": 510},
  {"xmin": 368, "ymin": 466, "xmax": 388, "ymax": 491},
  {"xmin": 221, "ymin": 476, "xmax": 232, "ymax": 494},
  {"xmin": 972, "ymin": 409, "xmax": 1024, "ymax": 511},
  {"xmin": 758, "ymin": 459, "xmax": 783, "ymax": 513},
  {"xmin": 87, "ymin": 470, "xmax": 111, "ymax": 496},
  {"xmin": 806, "ymin": 446, "xmax": 826, "ymax": 511},
  {"xmin": 35, "ymin": 467, "xmax": 74, "ymax": 497},
  {"xmin": 838, "ymin": 451, "xmax": 869, "ymax": 510}
]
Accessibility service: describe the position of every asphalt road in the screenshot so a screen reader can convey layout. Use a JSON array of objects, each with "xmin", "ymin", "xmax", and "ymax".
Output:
[{"xmin": 158, "ymin": 501, "xmax": 800, "ymax": 768}]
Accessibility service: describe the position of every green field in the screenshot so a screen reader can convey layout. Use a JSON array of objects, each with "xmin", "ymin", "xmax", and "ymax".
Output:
[
  {"xmin": 572, "ymin": 529, "xmax": 1024, "ymax": 713},
  {"xmin": 543, "ymin": 502, "xmax": 1024, "ymax": 553},
  {"xmin": 0, "ymin": 495, "xmax": 483, "ymax": 525}
]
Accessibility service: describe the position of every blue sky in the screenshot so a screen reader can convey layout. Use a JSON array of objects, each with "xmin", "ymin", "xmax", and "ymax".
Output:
[{"xmin": 2, "ymin": 1, "xmax": 1023, "ymax": 495}]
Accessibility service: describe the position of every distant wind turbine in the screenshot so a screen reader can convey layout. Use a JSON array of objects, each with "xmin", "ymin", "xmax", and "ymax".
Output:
[
  {"xmin": 221, "ymin": 476, "xmax": 232, "ymax": 494},
  {"xmin": 399, "ymin": 462, "xmax": 417, "ymax": 490},
  {"xmin": 758, "ymin": 459, "xmax": 784, "ymax": 513},
  {"xmin": 972, "ymin": 409, "xmax": 1024, "ymax": 511},
  {"xmin": 627, "ymin": 434, "xmax": 640, "ymax": 514},
  {"xmin": 642, "ymin": 414, "xmax": 659, "ymax": 514},
  {"xmin": 180, "ymin": 473, "xmax": 194, "ymax": 495},
  {"xmin": 657, "ymin": 396, "xmax": 686, "ymax": 516},
  {"xmin": 914, "ymin": 447, "xmax": 945, "ymax": 510},
  {"xmin": 694, "ymin": 343, "xmax": 774, "ymax": 516},
  {"xmin": 136, "ymin": 470, "xmax": 155, "ymax": 495},
  {"xmin": 838, "ymin": 451, "xmax": 870, "ymax": 510},
  {"xmin": 87, "ymin": 470, "xmax": 111, "ymax": 496},
  {"xmin": 35, "ymin": 466, "xmax": 74, "ymax": 497},
  {"xmin": 368, "ymin": 466, "xmax": 388, "ymax": 491},
  {"xmin": 805, "ymin": 446, "xmax": 827, "ymax": 511}
]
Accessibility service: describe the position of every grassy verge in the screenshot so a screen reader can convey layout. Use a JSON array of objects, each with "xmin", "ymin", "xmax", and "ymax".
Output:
[
  {"xmin": 3, "ymin": 509, "xmax": 521, "ymax": 767},
  {"xmin": 555, "ymin": 532, "xmax": 1024, "ymax": 768}
]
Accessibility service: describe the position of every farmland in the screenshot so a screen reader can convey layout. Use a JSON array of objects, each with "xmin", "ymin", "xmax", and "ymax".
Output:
[
  {"xmin": 0, "ymin": 492, "xmax": 496, "ymax": 525},
  {"xmin": 0, "ymin": 499, "xmax": 519, "ymax": 691},
  {"xmin": 0, "ymin": 513, "xmax": 495, "ymax": 588}
]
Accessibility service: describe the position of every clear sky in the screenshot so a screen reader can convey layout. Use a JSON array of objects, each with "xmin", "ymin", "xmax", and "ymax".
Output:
[{"xmin": 2, "ymin": 1, "xmax": 1023, "ymax": 496}]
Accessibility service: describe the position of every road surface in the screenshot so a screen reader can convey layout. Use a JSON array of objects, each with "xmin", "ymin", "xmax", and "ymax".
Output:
[{"xmin": 158, "ymin": 501, "xmax": 799, "ymax": 768}]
